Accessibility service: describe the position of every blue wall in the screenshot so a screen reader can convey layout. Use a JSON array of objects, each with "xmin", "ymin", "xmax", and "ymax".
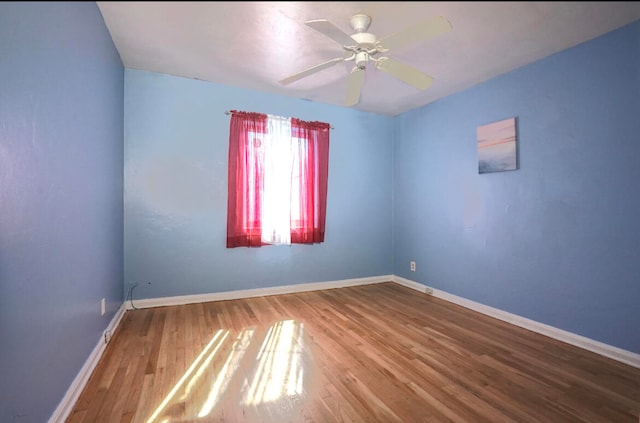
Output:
[
  {"xmin": 124, "ymin": 69, "xmax": 393, "ymax": 299},
  {"xmin": 1, "ymin": 4, "xmax": 635, "ymax": 419},
  {"xmin": 0, "ymin": 2, "xmax": 124, "ymax": 421},
  {"xmin": 393, "ymin": 20, "xmax": 640, "ymax": 353}
]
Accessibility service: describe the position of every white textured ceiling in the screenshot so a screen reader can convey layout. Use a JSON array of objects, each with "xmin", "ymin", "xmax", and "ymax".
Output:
[{"xmin": 97, "ymin": 1, "xmax": 640, "ymax": 116}]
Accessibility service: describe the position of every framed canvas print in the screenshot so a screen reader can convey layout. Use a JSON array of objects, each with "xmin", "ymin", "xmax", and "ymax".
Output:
[{"xmin": 477, "ymin": 117, "xmax": 517, "ymax": 174}]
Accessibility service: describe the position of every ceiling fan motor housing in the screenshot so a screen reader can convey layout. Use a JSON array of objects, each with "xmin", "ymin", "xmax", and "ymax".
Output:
[
  {"xmin": 350, "ymin": 32, "xmax": 377, "ymax": 49},
  {"xmin": 349, "ymin": 14, "xmax": 376, "ymax": 50}
]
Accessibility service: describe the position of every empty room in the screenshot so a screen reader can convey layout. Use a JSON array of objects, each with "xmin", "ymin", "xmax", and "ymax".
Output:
[{"xmin": 2, "ymin": 2, "xmax": 640, "ymax": 422}]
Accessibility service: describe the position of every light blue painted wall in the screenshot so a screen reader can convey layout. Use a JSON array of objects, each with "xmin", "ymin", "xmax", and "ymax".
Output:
[
  {"xmin": 393, "ymin": 20, "xmax": 640, "ymax": 353},
  {"xmin": 0, "ymin": 2, "xmax": 124, "ymax": 421},
  {"xmin": 124, "ymin": 69, "xmax": 393, "ymax": 299}
]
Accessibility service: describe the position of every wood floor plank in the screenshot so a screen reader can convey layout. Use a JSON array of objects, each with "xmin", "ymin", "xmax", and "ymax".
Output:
[{"xmin": 67, "ymin": 282, "xmax": 640, "ymax": 422}]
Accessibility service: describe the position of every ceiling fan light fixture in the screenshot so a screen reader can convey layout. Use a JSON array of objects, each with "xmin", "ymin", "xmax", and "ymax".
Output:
[{"xmin": 355, "ymin": 51, "xmax": 369, "ymax": 68}]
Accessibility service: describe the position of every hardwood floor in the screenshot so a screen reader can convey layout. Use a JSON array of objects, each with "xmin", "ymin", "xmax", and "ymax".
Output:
[{"xmin": 67, "ymin": 282, "xmax": 640, "ymax": 422}]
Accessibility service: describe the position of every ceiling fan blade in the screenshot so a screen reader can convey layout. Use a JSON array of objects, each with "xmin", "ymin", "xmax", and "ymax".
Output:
[
  {"xmin": 279, "ymin": 57, "xmax": 344, "ymax": 85},
  {"xmin": 305, "ymin": 19, "xmax": 357, "ymax": 47},
  {"xmin": 377, "ymin": 16, "xmax": 452, "ymax": 51},
  {"xmin": 376, "ymin": 57, "xmax": 433, "ymax": 90},
  {"xmin": 344, "ymin": 67, "xmax": 365, "ymax": 107}
]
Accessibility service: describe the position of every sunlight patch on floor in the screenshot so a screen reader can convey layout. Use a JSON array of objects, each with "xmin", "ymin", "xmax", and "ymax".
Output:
[
  {"xmin": 241, "ymin": 319, "xmax": 305, "ymax": 406},
  {"xmin": 146, "ymin": 329, "xmax": 229, "ymax": 423},
  {"xmin": 198, "ymin": 328, "xmax": 255, "ymax": 417},
  {"xmin": 145, "ymin": 320, "xmax": 307, "ymax": 422}
]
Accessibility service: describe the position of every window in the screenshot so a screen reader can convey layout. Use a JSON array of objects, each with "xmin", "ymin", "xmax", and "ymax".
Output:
[{"xmin": 226, "ymin": 110, "xmax": 330, "ymax": 248}]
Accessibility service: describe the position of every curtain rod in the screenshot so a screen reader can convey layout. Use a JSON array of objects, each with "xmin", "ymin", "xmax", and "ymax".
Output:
[{"xmin": 225, "ymin": 111, "xmax": 334, "ymax": 129}]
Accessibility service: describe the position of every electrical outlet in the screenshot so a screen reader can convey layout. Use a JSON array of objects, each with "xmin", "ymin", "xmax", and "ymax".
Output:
[
  {"xmin": 101, "ymin": 298, "xmax": 106, "ymax": 316},
  {"xmin": 410, "ymin": 261, "xmax": 416, "ymax": 272}
]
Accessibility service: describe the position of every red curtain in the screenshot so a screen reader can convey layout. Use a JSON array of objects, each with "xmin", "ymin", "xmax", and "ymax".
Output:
[
  {"xmin": 226, "ymin": 110, "xmax": 267, "ymax": 247},
  {"xmin": 226, "ymin": 111, "xmax": 330, "ymax": 248},
  {"xmin": 291, "ymin": 118, "xmax": 330, "ymax": 244}
]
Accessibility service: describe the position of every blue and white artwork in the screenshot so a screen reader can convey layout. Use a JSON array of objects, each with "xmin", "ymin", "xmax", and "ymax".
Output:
[{"xmin": 477, "ymin": 117, "xmax": 517, "ymax": 174}]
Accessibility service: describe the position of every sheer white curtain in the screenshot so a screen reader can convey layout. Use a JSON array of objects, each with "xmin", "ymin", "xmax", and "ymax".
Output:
[{"xmin": 261, "ymin": 115, "xmax": 295, "ymax": 245}]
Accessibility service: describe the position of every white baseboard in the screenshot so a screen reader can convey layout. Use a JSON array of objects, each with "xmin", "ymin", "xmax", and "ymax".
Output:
[
  {"xmin": 49, "ymin": 303, "xmax": 127, "ymax": 423},
  {"xmin": 127, "ymin": 275, "xmax": 394, "ymax": 310},
  {"xmin": 392, "ymin": 275, "xmax": 640, "ymax": 369}
]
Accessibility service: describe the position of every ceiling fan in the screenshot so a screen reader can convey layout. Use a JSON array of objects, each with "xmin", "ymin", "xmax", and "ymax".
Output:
[{"xmin": 279, "ymin": 13, "xmax": 452, "ymax": 107}]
